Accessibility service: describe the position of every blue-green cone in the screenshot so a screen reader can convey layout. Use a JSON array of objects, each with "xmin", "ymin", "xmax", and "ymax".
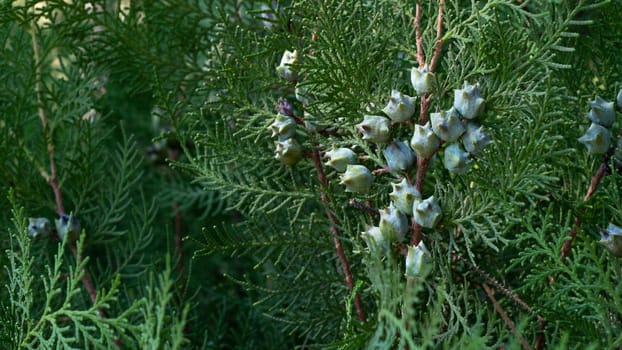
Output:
[
  {"xmin": 600, "ymin": 223, "xmax": 622, "ymax": 258},
  {"xmin": 276, "ymin": 50, "xmax": 299, "ymax": 81},
  {"xmin": 462, "ymin": 123, "xmax": 492, "ymax": 155},
  {"xmin": 411, "ymin": 65, "xmax": 434, "ymax": 95},
  {"xmin": 578, "ymin": 123, "xmax": 611, "ymax": 154},
  {"xmin": 325, "ymin": 147, "xmax": 357, "ymax": 172},
  {"xmin": 340, "ymin": 164, "xmax": 373, "ymax": 193},
  {"xmin": 453, "ymin": 82, "xmax": 485, "ymax": 120},
  {"xmin": 443, "ymin": 143, "xmax": 471, "ymax": 174},
  {"xmin": 362, "ymin": 226, "xmax": 389, "ymax": 254},
  {"xmin": 410, "ymin": 122, "xmax": 440, "ymax": 159},
  {"xmin": 389, "ymin": 178, "xmax": 421, "ymax": 215},
  {"xmin": 357, "ymin": 115, "xmax": 391, "ymax": 143},
  {"xmin": 269, "ymin": 113, "xmax": 297, "ymax": 140},
  {"xmin": 587, "ymin": 96, "xmax": 615, "ymax": 127},
  {"xmin": 275, "ymin": 138, "xmax": 303, "ymax": 165},
  {"xmin": 405, "ymin": 241, "xmax": 431, "ymax": 277},
  {"xmin": 431, "ymin": 108, "xmax": 465, "ymax": 142},
  {"xmin": 382, "ymin": 90, "xmax": 417, "ymax": 122},
  {"xmin": 379, "ymin": 203, "xmax": 408, "ymax": 242},
  {"xmin": 413, "ymin": 196, "xmax": 442, "ymax": 228},
  {"xmin": 28, "ymin": 217, "xmax": 51, "ymax": 239},
  {"xmin": 55, "ymin": 214, "xmax": 80, "ymax": 242},
  {"xmin": 383, "ymin": 140, "xmax": 415, "ymax": 172}
]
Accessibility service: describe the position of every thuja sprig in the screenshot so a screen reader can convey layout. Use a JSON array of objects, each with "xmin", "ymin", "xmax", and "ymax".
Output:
[
  {"xmin": 563, "ymin": 90, "xmax": 622, "ymax": 261},
  {"xmin": 272, "ymin": 44, "xmax": 367, "ymax": 322},
  {"xmin": 29, "ymin": 21, "xmax": 120, "ymax": 346}
]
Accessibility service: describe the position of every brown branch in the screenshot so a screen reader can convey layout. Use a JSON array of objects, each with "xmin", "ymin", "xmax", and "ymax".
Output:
[
  {"xmin": 311, "ymin": 148, "xmax": 366, "ymax": 322},
  {"xmin": 561, "ymin": 145, "xmax": 614, "ymax": 262},
  {"xmin": 173, "ymin": 203, "xmax": 184, "ymax": 278},
  {"xmin": 428, "ymin": 0, "xmax": 445, "ymax": 72},
  {"xmin": 482, "ymin": 283, "xmax": 532, "ymax": 350},
  {"xmin": 413, "ymin": 0, "xmax": 425, "ymax": 67},
  {"xmin": 31, "ymin": 23, "xmax": 122, "ymax": 349}
]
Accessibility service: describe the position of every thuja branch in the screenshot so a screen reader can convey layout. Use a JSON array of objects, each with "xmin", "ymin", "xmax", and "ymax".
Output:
[
  {"xmin": 310, "ymin": 147, "xmax": 366, "ymax": 322},
  {"xmin": 482, "ymin": 283, "xmax": 532, "ymax": 350},
  {"xmin": 30, "ymin": 23, "xmax": 120, "ymax": 346},
  {"xmin": 411, "ymin": 0, "xmax": 445, "ymax": 246},
  {"xmin": 350, "ymin": 201, "xmax": 544, "ymax": 325},
  {"xmin": 561, "ymin": 145, "xmax": 615, "ymax": 262}
]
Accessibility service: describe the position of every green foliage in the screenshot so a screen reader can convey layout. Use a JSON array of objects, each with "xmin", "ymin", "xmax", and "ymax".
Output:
[{"xmin": 2, "ymin": 0, "xmax": 622, "ymax": 348}]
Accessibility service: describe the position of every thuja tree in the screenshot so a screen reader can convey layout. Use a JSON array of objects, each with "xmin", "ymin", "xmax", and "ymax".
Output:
[{"xmin": 2, "ymin": 0, "xmax": 622, "ymax": 349}]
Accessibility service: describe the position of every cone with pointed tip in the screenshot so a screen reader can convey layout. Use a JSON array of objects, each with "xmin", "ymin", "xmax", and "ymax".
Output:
[
  {"xmin": 462, "ymin": 123, "xmax": 492, "ymax": 155},
  {"xmin": 411, "ymin": 65, "xmax": 434, "ymax": 95},
  {"xmin": 340, "ymin": 164, "xmax": 373, "ymax": 193},
  {"xmin": 405, "ymin": 241, "xmax": 431, "ymax": 277},
  {"xmin": 600, "ymin": 223, "xmax": 622, "ymax": 258},
  {"xmin": 379, "ymin": 203, "xmax": 408, "ymax": 242},
  {"xmin": 453, "ymin": 82, "xmax": 485, "ymax": 119},
  {"xmin": 587, "ymin": 96, "xmax": 615, "ymax": 127},
  {"xmin": 275, "ymin": 138, "xmax": 303, "ymax": 165},
  {"xmin": 356, "ymin": 115, "xmax": 390, "ymax": 143},
  {"xmin": 431, "ymin": 108, "xmax": 465, "ymax": 142},
  {"xmin": 28, "ymin": 217, "xmax": 51, "ymax": 239},
  {"xmin": 444, "ymin": 143, "xmax": 471, "ymax": 174},
  {"xmin": 413, "ymin": 196, "xmax": 442, "ymax": 228},
  {"xmin": 578, "ymin": 123, "xmax": 611, "ymax": 154},
  {"xmin": 276, "ymin": 50, "xmax": 299, "ymax": 81},
  {"xmin": 389, "ymin": 178, "xmax": 421, "ymax": 215},
  {"xmin": 325, "ymin": 147, "xmax": 357, "ymax": 172},
  {"xmin": 269, "ymin": 113, "xmax": 297, "ymax": 140},
  {"xmin": 410, "ymin": 122, "xmax": 440, "ymax": 159},
  {"xmin": 383, "ymin": 140, "xmax": 415, "ymax": 172},
  {"xmin": 55, "ymin": 214, "xmax": 80, "ymax": 242},
  {"xmin": 382, "ymin": 90, "xmax": 416, "ymax": 122},
  {"xmin": 362, "ymin": 226, "xmax": 389, "ymax": 254}
]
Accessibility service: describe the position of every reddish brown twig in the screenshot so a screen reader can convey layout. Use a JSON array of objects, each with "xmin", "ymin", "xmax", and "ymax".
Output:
[
  {"xmin": 31, "ymin": 24, "xmax": 121, "ymax": 348},
  {"xmin": 482, "ymin": 283, "xmax": 532, "ymax": 350},
  {"xmin": 413, "ymin": 1, "xmax": 425, "ymax": 67},
  {"xmin": 429, "ymin": 0, "xmax": 445, "ymax": 72},
  {"xmin": 311, "ymin": 147, "xmax": 366, "ymax": 322}
]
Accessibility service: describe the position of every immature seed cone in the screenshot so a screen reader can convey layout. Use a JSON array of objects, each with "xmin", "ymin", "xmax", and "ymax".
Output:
[
  {"xmin": 587, "ymin": 96, "xmax": 615, "ymax": 128},
  {"xmin": 383, "ymin": 140, "xmax": 415, "ymax": 173},
  {"xmin": 462, "ymin": 123, "xmax": 492, "ymax": 155},
  {"xmin": 325, "ymin": 147, "xmax": 357, "ymax": 172},
  {"xmin": 275, "ymin": 138, "xmax": 303, "ymax": 165},
  {"xmin": 578, "ymin": 123, "xmax": 611, "ymax": 155},
  {"xmin": 411, "ymin": 65, "xmax": 434, "ymax": 95},
  {"xmin": 356, "ymin": 115, "xmax": 391, "ymax": 143},
  {"xmin": 413, "ymin": 196, "xmax": 442, "ymax": 229},
  {"xmin": 276, "ymin": 50, "xmax": 299, "ymax": 81},
  {"xmin": 382, "ymin": 90, "xmax": 417, "ymax": 122},
  {"xmin": 453, "ymin": 82, "xmax": 485, "ymax": 120},
  {"xmin": 362, "ymin": 226, "xmax": 388, "ymax": 254},
  {"xmin": 410, "ymin": 122, "xmax": 440, "ymax": 159},
  {"xmin": 269, "ymin": 113, "xmax": 297, "ymax": 140},
  {"xmin": 600, "ymin": 223, "xmax": 622, "ymax": 258},
  {"xmin": 389, "ymin": 178, "xmax": 421, "ymax": 215},
  {"xmin": 405, "ymin": 241, "xmax": 431, "ymax": 277},
  {"xmin": 431, "ymin": 108, "xmax": 465, "ymax": 142},
  {"xmin": 444, "ymin": 143, "xmax": 471, "ymax": 174},
  {"xmin": 379, "ymin": 203, "xmax": 408, "ymax": 242},
  {"xmin": 55, "ymin": 214, "xmax": 81, "ymax": 242},
  {"xmin": 340, "ymin": 164, "xmax": 373, "ymax": 193},
  {"xmin": 28, "ymin": 217, "xmax": 51, "ymax": 239}
]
